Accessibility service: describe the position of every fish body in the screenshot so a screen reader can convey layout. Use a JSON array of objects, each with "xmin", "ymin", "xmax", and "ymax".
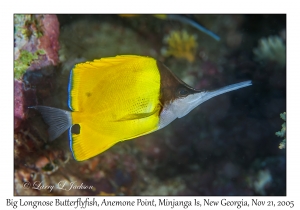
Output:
[
  {"xmin": 32, "ymin": 55, "xmax": 251, "ymax": 161},
  {"xmin": 69, "ymin": 56, "xmax": 161, "ymax": 160}
]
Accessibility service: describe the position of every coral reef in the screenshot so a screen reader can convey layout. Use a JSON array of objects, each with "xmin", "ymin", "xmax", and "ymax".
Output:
[
  {"xmin": 275, "ymin": 112, "xmax": 286, "ymax": 149},
  {"xmin": 14, "ymin": 15, "xmax": 60, "ymax": 76},
  {"xmin": 14, "ymin": 49, "xmax": 46, "ymax": 79},
  {"xmin": 14, "ymin": 14, "xmax": 60, "ymax": 128},
  {"xmin": 161, "ymin": 30, "xmax": 198, "ymax": 62},
  {"xmin": 14, "ymin": 14, "xmax": 63, "ymax": 195},
  {"xmin": 253, "ymin": 35, "xmax": 286, "ymax": 67},
  {"xmin": 140, "ymin": 177, "xmax": 186, "ymax": 195},
  {"xmin": 253, "ymin": 169, "xmax": 272, "ymax": 195},
  {"xmin": 14, "ymin": 79, "xmax": 38, "ymax": 129}
]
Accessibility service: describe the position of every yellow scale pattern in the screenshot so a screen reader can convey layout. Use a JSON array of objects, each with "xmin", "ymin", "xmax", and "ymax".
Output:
[{"xmin": 69, "ymin": 55, "xmax": 161, "ymax": 161}]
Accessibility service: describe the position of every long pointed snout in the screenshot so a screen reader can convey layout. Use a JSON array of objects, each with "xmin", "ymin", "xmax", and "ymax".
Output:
[
  {"xmin": 194, "ymin": 80, "xmax": 252, "ymax": 105},
  {"xmin": 176, "ymin": 80, "xmax": 252, "ymax": 118}
]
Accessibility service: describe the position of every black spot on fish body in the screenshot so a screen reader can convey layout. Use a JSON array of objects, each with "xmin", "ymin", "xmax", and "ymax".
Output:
[
  {"xmin": 71, "ymin": 124, "xmax": 80, "ymax": 134},
  {"xmin": 86, "ymin": 92, "xmax": 91, "ymax": 97}
]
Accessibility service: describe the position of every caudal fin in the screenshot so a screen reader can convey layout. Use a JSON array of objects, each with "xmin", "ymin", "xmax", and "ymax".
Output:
[{"xmin": 29, "ymin": 106, "xmax": 72, "ymax": 141}]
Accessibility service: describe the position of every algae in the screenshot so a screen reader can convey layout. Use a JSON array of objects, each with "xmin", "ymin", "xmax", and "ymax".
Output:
[
  {"xmin": 14, "ymin": 49, "xmax": 45, "ymax": 79},
  {"xmin": 14, "ymin": 14, "xmax": 44, "ymax": 40}
]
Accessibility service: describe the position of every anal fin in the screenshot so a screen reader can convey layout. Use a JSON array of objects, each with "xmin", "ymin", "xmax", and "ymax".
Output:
[{"xmin": 69, "ymin": 122, "xmax": 118, "ymax": 161}]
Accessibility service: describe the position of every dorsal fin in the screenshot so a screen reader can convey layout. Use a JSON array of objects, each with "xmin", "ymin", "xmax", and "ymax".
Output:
[{"xmin": 81, "ymin": 55, "xmax": 146, "ymax": 68}]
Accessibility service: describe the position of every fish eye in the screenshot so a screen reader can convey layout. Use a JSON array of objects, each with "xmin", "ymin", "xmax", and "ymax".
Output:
[{"xmin": 177, "ymin": 87, "xmax": 189, "ymax": 97}]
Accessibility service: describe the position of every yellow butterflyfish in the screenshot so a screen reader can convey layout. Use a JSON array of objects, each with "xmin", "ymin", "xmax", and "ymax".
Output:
[{"xmin": 32, "ymin": 55, "xmax": 251, "ymax": 161}]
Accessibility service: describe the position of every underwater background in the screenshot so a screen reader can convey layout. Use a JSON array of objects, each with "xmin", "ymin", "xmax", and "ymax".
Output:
[{"xmin": 14, "ymin": 14, "xmax": 286, "ymax": 196}]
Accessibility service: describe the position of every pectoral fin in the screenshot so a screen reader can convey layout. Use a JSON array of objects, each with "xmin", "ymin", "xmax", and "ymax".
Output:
[{"xmin": 116, "ymin": 105, "xmax": 160, "ymax": 121}]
